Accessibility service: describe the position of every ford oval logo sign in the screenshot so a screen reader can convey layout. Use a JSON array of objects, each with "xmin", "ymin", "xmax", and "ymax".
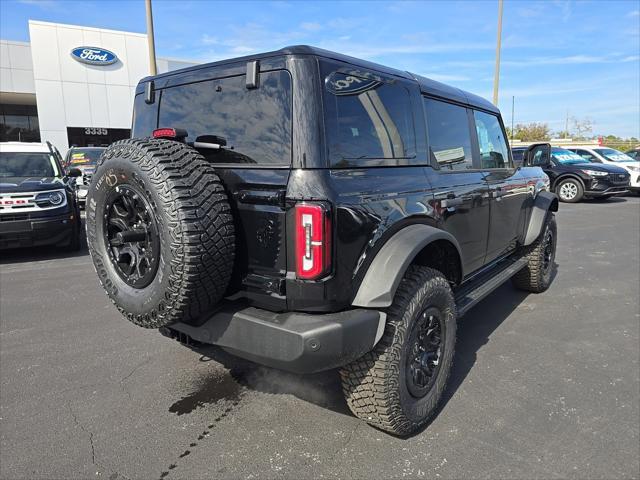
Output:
[{"xmin": 70, "ymin": 47, "xmax": 118, "ymax": 66}]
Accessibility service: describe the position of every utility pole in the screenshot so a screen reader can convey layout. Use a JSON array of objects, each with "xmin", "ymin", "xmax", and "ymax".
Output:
[
  {"xmin": 145, "ymin": 0, "xmax": 157, "ymax": 76},
  {"xmin": 565, "ymin": 109, "xmax": 569, "ymax": 138},
  {"xmin": 492, "ymin": 0, "xmax": 504, "ymax": 106},
  {"xmin": 511, "ymin": 95, "xmax": 515, "ymax": 141}
]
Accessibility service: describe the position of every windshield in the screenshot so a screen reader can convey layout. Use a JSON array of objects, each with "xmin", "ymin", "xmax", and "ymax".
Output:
[
  {"xmin": 552, "ymin": 148, "xmax": 588, "ymax": 165},
  {"xmin": 66, "ymin": 148, "xmax": 104, "ymax": 167},
  {"xmin": 0, "ymin": 152, "xmax": 59, "ymax": 178},
  {"xmin": 595, "ymin": 148, "xmax": 636, "ymax": 163}
]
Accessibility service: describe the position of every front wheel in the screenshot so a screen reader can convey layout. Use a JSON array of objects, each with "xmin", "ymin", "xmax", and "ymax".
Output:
[
  {"xmin": 556, "ymin": 178, "xmax": 583, "ymax": 203},
  {"xmin": 340, "ymin": 266, "xmax": 456, "ymax": 436},
  {"xmin": 512, "ymin": 214, "xmax": 557, "ymax": 293}
]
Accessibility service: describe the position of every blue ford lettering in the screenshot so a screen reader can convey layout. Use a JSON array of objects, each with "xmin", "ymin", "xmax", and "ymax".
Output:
[{"xmin": 70, "ymin": 47, "xmax": 117, "ymax": 66}]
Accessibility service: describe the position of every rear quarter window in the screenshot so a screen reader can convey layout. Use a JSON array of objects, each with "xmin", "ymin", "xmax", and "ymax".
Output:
[
  {"xmin": 155, "ymin": 70, "xmax": 292, "ymax": 165},
  {"xmin": 323, "ymin": 72, "xmax": 416, "ymax": 167},
  {"xmin": 424, "ymin": 98, "xmax": 474, "ymax": 170}
]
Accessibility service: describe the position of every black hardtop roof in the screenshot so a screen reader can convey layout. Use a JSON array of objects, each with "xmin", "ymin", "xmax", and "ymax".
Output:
[{"xmin": 143, "ymin": 45, "xmax": 498, "ymax": 114}]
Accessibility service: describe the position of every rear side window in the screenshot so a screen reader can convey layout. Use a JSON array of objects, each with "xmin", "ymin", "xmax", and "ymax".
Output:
[
  {"xmin": 324, "ymin": 73, "xmax": 416, "ymax": 167},
  {"xmin": 157, "ymin": 70, "xmax": 292, "ymax": 165},
  {"xmin": 473, "ymin": 110, "xmax": 511, "ymax": 169},
  {"xmin": 424, "ymin": 98, "xmax": 473, "ymax": 170},
  {"xmin": 573, "ymin": 149, "xmax": 598, "ymax": 162}
]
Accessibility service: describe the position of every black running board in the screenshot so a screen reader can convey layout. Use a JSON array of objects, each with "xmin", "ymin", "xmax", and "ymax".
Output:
[{"xmin": 455, "ymin": 256, "xmax": 528, "ymax": 317}]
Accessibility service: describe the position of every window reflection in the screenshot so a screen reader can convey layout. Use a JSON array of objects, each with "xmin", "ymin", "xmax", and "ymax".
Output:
[
  {"xmin": 326, "ymin": 73, "xmax": 416, "ymax": 167},
  {"xmin": 424, "ymin": 98, "xmax": 473, "ymax": 170},
  {"xmin": 474, "ymin": 110, "xmax": 510, "ymax": 169}
]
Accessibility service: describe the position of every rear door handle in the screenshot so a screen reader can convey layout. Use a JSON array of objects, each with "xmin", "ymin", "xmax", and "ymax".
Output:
[{"xmin": 492, "ymin": 188, "xmax": 507, "ymax": 198}]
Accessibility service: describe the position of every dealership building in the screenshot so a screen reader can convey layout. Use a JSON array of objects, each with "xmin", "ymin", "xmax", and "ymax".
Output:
[{"xmin": 0, "ymin": 20, "xmax": 197, "ymax": 155}]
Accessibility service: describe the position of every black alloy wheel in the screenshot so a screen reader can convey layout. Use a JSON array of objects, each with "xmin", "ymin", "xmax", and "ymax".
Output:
[
  {"xmin": 541, "ymin": 227, "xmax": 554, "ymax": 275},
  {"xmin": 103, "ymin": 184, "xmax": 160, "ymax": 289},
  {"xmin": 406, "ymin": 307, "xmax": 444, "ymax": 399}
]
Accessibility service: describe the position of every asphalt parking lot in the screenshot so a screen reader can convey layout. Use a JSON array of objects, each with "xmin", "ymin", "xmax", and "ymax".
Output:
[{"xmin": 1, "ymin": 197, "xmax": 639, "ymax": 480}]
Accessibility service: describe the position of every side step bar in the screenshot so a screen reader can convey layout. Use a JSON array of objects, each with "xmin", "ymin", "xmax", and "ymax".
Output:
[{"xmin": 455, "ymin": 256, "xmax": 528, "ymax": 317}]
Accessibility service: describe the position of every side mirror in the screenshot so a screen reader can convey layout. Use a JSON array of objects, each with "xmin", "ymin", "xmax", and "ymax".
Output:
[
  {"xmin": 67, "ymin": 168, "xmax": 82, "ymax": 177},
  {"xmin": 523, "ymin": 143, "xmax": 551, "ymax": 167}
]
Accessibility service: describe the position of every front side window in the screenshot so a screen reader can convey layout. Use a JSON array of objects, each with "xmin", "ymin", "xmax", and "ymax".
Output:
[
  {"xmin": 474, "ymin": 110, "xmax": 511, "ymax": 169},
  {"xmin": 424, "ymin": 98, "xmax": 473, "ymax": 170},
  {"xmin": 325, "ymin": 73, "xmax": 416, "ymax": 167},
  {"xmin": 0, "ymin": 152, "xmax": 59, "ymax": 177},
  {"xmin": 158, "ymin": 70, "xmax": 292, "ymax": 165}
]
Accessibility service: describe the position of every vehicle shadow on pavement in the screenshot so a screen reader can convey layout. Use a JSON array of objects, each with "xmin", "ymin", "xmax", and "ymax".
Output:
[
  {"xmin": 404, "ymin": 264, "xmax": 558, "ymax": 439},
  {"xmin": 0, "ymin": 240, "xmax": 89, "ymax": 264},
  {"xmin": 583, "ymin": 196, "xmax": 627, "ymax": 204},
  {"xmin": 170, "ymin": 264, "xmax": 558, "ymax": 430}
]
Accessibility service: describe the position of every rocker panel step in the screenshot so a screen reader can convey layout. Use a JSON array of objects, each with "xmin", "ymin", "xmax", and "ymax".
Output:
[{"xmin": 455, "ymin": 256, "xmax": 528, "ymax": 316}]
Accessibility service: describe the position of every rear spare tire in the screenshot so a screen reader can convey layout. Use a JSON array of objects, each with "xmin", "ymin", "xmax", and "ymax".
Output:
[{"xmin": 86, "ymin": 138, "xmax": 235, "ymax": 328}]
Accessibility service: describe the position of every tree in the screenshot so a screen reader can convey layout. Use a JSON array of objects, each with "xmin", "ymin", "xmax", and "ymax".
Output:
[
  {"xmin": 571, "ymin": 117, "xmax": 594, "ymax": 139},
  {"xmin": 512, "ymin": 123, "xmax": 551, "ymax": 142}
]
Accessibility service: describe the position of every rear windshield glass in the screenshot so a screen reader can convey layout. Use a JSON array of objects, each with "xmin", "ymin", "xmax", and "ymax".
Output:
[
  {"xmin": 0, "ymin": 152, "xmax": 59, "ymax": 177},
  {"xmin": 66, "ymin": 148, "xmax": 104, "ymax": 167},
  {"xmin": 324, "ymin": 72, "xmax": 416, "ymax": 167},
  {"xmin": 157, "ymin": 70, "xmax": 292, "ymax": 165}
]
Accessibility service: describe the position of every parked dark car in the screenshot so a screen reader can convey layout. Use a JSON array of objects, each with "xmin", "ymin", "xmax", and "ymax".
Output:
[
  {"xmin": 0, "ymin": 141, "xmax": 82, "ymax": 250},
  {"xmin": 64, "ymin": 146, "xmax": 105, "ymax": 207},
  {"xmin": 524, "ymin": 145, "xmax": 630, "ymax": 202},
  {"xmin": 86, "ymin": 46, "xmax": 559, "ymax": 435}
]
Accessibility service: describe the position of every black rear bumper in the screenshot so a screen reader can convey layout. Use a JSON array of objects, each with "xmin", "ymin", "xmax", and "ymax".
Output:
[
  {"xmin": 161, "ymin": 304, "xmax": 385, "ymax": 374},
  {"xmin": 0, "ymin": 213, "xmax": 77, "ymax": 249}
]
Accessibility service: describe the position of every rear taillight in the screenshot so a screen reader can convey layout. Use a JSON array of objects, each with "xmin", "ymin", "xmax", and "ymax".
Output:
[{"xmin": 295, "ymin": 203, "xmax": 331, "ymax": 280}]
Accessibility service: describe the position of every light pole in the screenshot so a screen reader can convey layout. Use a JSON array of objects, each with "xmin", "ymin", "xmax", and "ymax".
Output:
[
  {"xmin": 492, "ymin": 0, "xmax": 504, "ymax": 106},
  {"xmin": 511, "ymin": 95, "xmax": 515, "ymax": 140},
  {"xmin": 145, "ymin": 0, "xmax": 157, "ymax": 76}
]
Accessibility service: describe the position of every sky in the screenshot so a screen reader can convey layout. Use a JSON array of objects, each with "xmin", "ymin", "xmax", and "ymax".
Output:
[{"xmin": 1, "ymin": 0, "xmax": 639, "ymax": 138}]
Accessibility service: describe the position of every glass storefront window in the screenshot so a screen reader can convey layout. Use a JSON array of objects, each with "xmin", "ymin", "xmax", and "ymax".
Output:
[{"xmin": 0, "ymin": 104, "xmax": 41, "ymax": 142}]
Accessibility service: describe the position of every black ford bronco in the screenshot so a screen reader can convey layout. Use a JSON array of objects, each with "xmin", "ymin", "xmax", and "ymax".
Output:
[{"xmin": 86, "ymin": 46, "xmax": 558, "ymax": 435}]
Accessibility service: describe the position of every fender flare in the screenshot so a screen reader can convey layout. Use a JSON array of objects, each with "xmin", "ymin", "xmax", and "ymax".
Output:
[
  {"xmin": 352, "ymin": 224, "xmax": 462, "ymax": 309},
  {"xmin": 523, "ymin": 191, "xmax": 558, "ymax": 246}
]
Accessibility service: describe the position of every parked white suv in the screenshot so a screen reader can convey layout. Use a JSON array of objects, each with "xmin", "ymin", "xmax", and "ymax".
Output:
[{"xmin": 566, "ymin": 146, "xmax": 640, "ymax": 193}]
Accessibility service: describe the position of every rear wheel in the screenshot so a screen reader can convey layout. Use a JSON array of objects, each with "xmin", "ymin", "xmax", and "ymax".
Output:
[
  {"xmin": 86, "ymin": 138, "xmax": 235, "ymax": 328},
  {"xmin": 340, "ymin": 266, "xmax": 456, "ymax": 436},
  {"xmin": 556, "ymin": 178, "xmax": 583, "ymax": 203}
]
